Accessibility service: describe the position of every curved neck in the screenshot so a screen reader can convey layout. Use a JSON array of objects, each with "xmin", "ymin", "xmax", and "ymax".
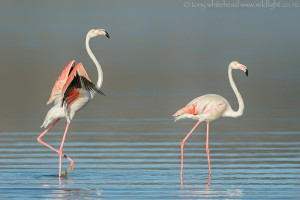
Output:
[
  {"xmin": 85, "ymin": 36, "xmax": 103, "ymax": 90},
  {"xmin": 228, "ymin": 66, "xmax": 244, "ymax": 117}
]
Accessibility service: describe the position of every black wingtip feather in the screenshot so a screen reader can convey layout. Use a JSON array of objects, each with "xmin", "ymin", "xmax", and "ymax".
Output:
[
  {"xmin": 61, "ymin": 75, "xmax": 106, "ymax": 107},
  {"xmin": 81, "ymin": 76, "xmax": 106, "ymax": 96}
]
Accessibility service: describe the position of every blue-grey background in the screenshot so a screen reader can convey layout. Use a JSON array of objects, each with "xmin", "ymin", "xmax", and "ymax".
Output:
[{"xmin": 0, "ymin": 0, "xmax": 299, "ymax": 199}]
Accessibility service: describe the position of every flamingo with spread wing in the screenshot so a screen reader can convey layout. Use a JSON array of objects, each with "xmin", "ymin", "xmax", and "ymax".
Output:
[{"xmin": 37, "ymin": 29, "xmax": 109, "ymax": 177}]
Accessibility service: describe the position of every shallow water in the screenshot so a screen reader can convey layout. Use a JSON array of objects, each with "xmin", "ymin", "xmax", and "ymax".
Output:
[{"xmin": 1, "ymin": 127, "xmax": 299, "ymax": 199}]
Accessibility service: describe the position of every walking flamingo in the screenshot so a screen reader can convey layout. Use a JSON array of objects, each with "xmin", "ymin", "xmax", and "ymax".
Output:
[
  {"xmin": 37, "ymin": 29, "xmax": 109, "ymax": 177},
  {"xmin": 173, "ymin": 61, "xmax": 248, "ymax": 184}
]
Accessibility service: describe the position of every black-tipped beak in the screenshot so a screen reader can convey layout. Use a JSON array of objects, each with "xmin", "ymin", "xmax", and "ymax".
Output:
[
  {"xmin": 105, "ymin": 32, "xmax": 110, "ymax": 38},
  {"xmin": 245, "ymin": 69, "xmax": 248, "ymax": 76}
]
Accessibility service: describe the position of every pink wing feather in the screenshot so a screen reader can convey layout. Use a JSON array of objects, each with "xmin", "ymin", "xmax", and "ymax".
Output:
[
  {"xmin": 61, "ymin": 62, "xmax": 91, "ymax": 97},
  {"xmin": 173, "ymin": 104, "xmax": 198, "ymax": 116},
  {"xmin": 47, "ymin": 60, "xmax": 75, "ymax": 104},
  {"xmin": 173, "ymin": 95, "xmax": 228, "ymax": 118}
]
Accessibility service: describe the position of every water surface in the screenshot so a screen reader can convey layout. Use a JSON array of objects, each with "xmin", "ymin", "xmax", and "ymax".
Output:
[{"xmin": 1, "ymin": 128, "xmax": 299, "ymax": 199}]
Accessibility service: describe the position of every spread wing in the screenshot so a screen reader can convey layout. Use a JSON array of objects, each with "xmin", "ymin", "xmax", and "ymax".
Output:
[
  {"xmin": 61, "ymin": 63, "xmax": 105, "ymax": 107},
  {"xmin": 47, "ymin": 60, "xmax": 75, "ymax": 104}
]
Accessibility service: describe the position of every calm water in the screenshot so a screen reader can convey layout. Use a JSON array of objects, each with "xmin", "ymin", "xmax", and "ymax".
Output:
[
  {"xmin": 1, "ymin": 0, "xmax": 300, "ymax": 199},
  {"xmin": 0, "ymin": 126, "xmax": 300, "ymax": 199}
]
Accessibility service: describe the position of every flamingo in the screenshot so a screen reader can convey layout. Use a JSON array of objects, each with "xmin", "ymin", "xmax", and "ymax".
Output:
[
  {"xmin": 173, "ymin": 61, "xmax": 248, "ymax": 184},
  {"xmin": 37, "ymin": 29, "xmax": 109, "ymax": 177}
]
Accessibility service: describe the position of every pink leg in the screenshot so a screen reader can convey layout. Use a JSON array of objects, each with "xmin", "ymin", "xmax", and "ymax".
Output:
[
  {"xmin": 37, "ymin": 119, "xmax": 74, "ymax": 176},
  {"xmin": 181, "ymin": 120, "xmax": 201, "ymax": 185},
  {"xmin": 59, "ymin": 122, "xmax": 72, "ymax": 177},
  {"xmin": 206, "ymin": 172, "xmax": 211, "ymax": 189},
  {"xmin": 206, "ymin": 122, "xmax": 211, "ymax": 175},
  {"xmin": 37, "ymin": 119, "xmax": 61, "ymax": 153}
]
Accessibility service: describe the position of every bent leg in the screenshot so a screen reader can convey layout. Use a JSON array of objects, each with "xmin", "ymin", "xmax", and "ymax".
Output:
[
  {"xmin": 37, "ymin": 119, "xmax": 61, "ymax": 153},
  {"xmin": 37, "ymin": 119, "xmax": 74, "ymax": 176}
]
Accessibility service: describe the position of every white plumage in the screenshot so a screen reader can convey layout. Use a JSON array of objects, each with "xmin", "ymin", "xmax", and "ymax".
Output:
[{"xmin": 173, "ymin": 61, "xmax": 248, "ymax": 185}]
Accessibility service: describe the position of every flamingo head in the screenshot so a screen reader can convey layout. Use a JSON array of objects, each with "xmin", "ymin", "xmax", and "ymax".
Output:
[
  {"xmin": 87, "ymin": 29, "xmax": 110, "ymax": 39},
  {"xmin": 230, "ymin": 61, "xmax": 248, "ymax": 76}
]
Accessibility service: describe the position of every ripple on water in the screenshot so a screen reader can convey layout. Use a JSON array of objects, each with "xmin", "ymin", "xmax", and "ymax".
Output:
[{"xmin": 0, "ymin": 130, "xmax": 299, "ymax": 199}]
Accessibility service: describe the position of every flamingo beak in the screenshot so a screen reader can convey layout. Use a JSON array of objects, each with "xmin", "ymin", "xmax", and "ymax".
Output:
[
  {"xmin": 238, "ymin": 64, "xmax": 248, "ymax": 76},
  {"xmin": 105, "ymin": 32, "xmax": 110, "ymax": 38}
]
